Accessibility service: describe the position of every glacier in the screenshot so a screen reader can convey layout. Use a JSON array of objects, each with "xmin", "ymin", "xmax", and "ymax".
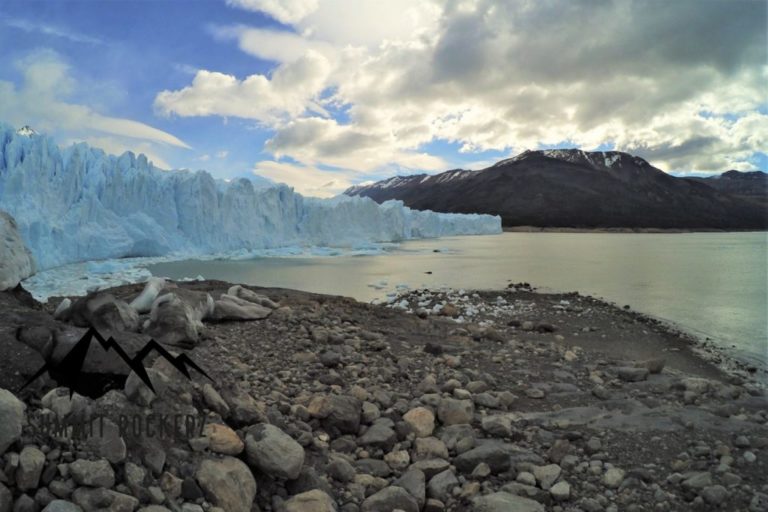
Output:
[{"xmin": 0, "ymin": 123, "xmax": 501, "ymax": 272}]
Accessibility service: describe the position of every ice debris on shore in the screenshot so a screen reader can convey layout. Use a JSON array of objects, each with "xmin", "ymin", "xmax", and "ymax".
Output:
[{"xmin": 380, "ymin": 285, "xmax": 541, "ymax": 325}]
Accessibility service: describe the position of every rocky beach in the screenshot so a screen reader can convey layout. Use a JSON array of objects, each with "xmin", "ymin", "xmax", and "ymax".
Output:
[{"xmin": 0, "ymin": 278, "xmax": 766, "ymax": 512}]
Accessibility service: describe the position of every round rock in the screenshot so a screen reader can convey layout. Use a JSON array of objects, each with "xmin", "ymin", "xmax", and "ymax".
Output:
[{"xmin": 245, "ymin": 423, "xmax": 305, "ymax": 480}]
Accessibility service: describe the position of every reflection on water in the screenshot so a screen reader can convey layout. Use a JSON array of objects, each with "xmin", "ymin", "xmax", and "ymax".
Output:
[{"xmin": 147, "ymin": 232, "xmax": 768, "ymax": 366}]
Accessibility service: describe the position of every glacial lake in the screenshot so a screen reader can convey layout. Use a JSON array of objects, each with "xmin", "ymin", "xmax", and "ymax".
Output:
[{"xmin": 147, "ymin": 232, "xmax": 768, "ymax": 368}]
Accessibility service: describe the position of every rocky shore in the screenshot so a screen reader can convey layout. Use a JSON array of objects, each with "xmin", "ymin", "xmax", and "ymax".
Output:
[{"xmin": 0, "ymin": 279, "xmax": 766, "ymax": 512}]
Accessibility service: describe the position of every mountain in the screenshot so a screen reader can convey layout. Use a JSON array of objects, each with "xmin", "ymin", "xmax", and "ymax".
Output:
[
  {"xmin": 345, "ymin": 149, "xmax": 768, "ymax": 230},
  {"xmin": 682, "ymin": 171, "xmax": 767, "ymax": 206},
  {"xmin": 15, "ymin": 126, "xmax": 38, "ymax": 137},
  {"xmin": 0, "ymin": 124, "xmax": 500, "ymax": 271}
]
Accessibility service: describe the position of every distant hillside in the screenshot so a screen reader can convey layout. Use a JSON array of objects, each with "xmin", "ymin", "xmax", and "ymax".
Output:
[
  {"xmin": 683, "ymin": 171, "xmax": 767, "ymax": 206},
  {"xmin": 345, "ymin": 150, "xmax": 768, "ymax": 230}
]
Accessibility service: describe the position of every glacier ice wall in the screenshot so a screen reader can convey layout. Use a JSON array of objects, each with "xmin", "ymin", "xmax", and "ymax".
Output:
[{"xmin": 0, "ymin": 124, "xmax": 501, "ymax": 270}]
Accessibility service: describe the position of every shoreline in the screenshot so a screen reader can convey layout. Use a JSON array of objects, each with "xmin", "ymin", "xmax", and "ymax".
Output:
[
  {"xmin": 22, "ymin": 252, "xmax": 767, "ymax": 381},
  {"xmin": 382, "ymin": 283, "xmax": 765, "ymax": 386}
]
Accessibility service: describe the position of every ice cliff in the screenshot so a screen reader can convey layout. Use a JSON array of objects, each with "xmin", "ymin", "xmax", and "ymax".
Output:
[{"xmin": 0, "ymin": 124, "xmax": 501, "ymax": 270}]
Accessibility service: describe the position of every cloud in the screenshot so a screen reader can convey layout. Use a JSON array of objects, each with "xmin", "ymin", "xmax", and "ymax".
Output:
[
  {"xmin": 160, "ymin": 0, "xmax": 767, "ymax": 175},
  {"xmin": 623, "ymin": 110, "xmax": 768, "ymax": 172},
  {"xmin": 209, "ymin": 25, "xmax": 333, "ymax": 63},
  {"xmin": 251, "ymin": 160, "xmax": 354, "ymax": 197},
  {"xmin": 0, "ymin": 50, "xmax": 190, "ymax": 163},
  {"xmin": 295, "ymin": 0, "xmax": 441, "ymax": 46},
  {"xmin": 72, "ymin": 136, "xmax": 174, "ymax": 170},
  {"xmin": 265, "ymin": 117, "xmax": 447, "ymax": 172},
  {"xmin": 3, "ymin": 17, "xmax": 104, "ymax": 45},
  {"xmin": 225, "ymin": 0, "xmax": 319, "ymax": 24},
  {"xmin": 154, "ymin": 50, "xmax": 332, "ymax": 122}
]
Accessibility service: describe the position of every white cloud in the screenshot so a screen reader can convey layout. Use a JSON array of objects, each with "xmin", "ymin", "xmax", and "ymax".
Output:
[
  {"xmin": 209, "ymin": 25, "xmax": 333, "ymax": 63},
  {"xmin": 154, "ymin": 50, "xmax": 332, "ymax": 123},
  {"xmin": 265, "ymin": 117, "xmax": 447, "ymax": 172},
  {"xmin": 0, "ymin": 50, "xmax": 189, "ymax": 163},
  {"xmin": 160, "ymin": 0, "xmax": 767, "ymax": 176},
  {"xmin": 295, "ymin": 0, "xmax": 441, "ymax": 46},
  {"xmin": 225, "ymin": 0, "xmax": 319, "ymax": 24},
  {"xmin": 3, "ymin": 18, "xmax": 104, "ymax": 45},
  {"xmin": 251, "ymin": 160, "xmax": 354, "ymax": 197}
]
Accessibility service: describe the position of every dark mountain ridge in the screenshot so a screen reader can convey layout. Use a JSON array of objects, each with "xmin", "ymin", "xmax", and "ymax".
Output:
[
  {"xmin": 344, "ymin": 149, "xmax": 767, "ymax": 230},
  {"xmin": 682, "ymin": 170, "xmax": 767, "ymax": 206}
]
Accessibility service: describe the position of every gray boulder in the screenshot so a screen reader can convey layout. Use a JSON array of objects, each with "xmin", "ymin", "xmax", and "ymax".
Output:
[
  {"xmin": 327, "ymin": 457, "xmax": 356, "ymax": 483},
  {"xmin": 308, "ymin": 395, "xmax": 362, "ymax": 434},
  {"xmin": 196, "ymin": 456, "xmax": 257, "ymax": 512},
  {"xmin": 202, "ymin": 384, "xmax": 230, "ymax": 416},
  {"xmin": 84, "ymin": 418, "xmax": 127, "ymax": 464},
  {"xmin": 16, "ymin": 446, "xmax": 45, "ymax": 491},
  {"xmin": 0, "ymin": 389, "xmax": 25, "ymax": 455},
  {"xmin": 533, "ymin": 464, "xmax": 561, "ymax": 490},
  {"xmin": 69, "ymin": 458, "xmax": 116, "ymax": 488},
  {"xmin": 437, "ymin": 398, "xmax": 474, "ymax": 425},
  {"xmin": 0, "ymin": 483, "xmax": 11, "ymax": 512},
  {"xmin": 617, "ymin": 367, "xmax": 649, "ymax": 382},
  {"xmin": 42, "ymin": 501, "xmax": 84, "ymax": 512},
  {"xmin": 393, "ymin": 469, "xmax": 426, "ymax": 508},
  {"xmin": 65, "ymin": 293, "xmax": 139, "ymax": 332},
  {"xmin": 71, "ymin": 488, "xmax": 137, "ymax": 512},
  {"xmin": 454, "ymin": 442, "xmax": 512, "ymax": 474},
  {"xmin": 358, "ymin": 422, "xmax": 397, "ymax": 451},
  {"xmin": 284, "ymin": 490, "xmax": 337, "ymax": 512},
  {"xmin": 245, "ymin": 424, "xmax": 305, "ymax": 480},
  {"xmin": 224, "ymin": 388, "xmax": 268, "ymax": 427},
  {"xmin": 0, "ymin": 211, "xmax": 35, "ymax": 290},
  {"xmin": 472, "ymin": 492, "xmax": 545, "ymax": 511},
  {"xmin": 427, "ymin": 469, "xmax": 459, "ymax": 501},
  {"xmin": 361, "ymin": 486, "xmax": 419, "ymax": 512}
]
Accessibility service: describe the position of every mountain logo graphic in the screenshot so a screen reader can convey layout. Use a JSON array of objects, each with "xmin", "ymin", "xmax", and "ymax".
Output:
[{"xmin": 21, "ymin": 327, "xmax": 212, "ymax": 398}]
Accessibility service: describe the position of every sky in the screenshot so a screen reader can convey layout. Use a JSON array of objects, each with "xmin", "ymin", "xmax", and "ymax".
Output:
[{"xmin": 0, "ymin": 0, "xmax": 765, "ymax": 197}]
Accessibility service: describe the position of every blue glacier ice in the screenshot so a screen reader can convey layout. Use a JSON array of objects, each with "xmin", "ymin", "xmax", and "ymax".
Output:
[{"xmin": 0, "ymin": 123, "xmax": 501, "ymax": 271}]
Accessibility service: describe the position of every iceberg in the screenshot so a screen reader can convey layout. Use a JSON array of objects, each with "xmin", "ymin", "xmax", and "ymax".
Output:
[{"xmin": 0, "ymin": 123, "xmax": 501, "ymax": 271}]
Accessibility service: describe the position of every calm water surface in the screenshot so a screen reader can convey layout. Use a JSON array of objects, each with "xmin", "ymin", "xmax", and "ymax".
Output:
[{"xmin": 147, "ymin": 232, "xmax": 768, "ymax": 367}]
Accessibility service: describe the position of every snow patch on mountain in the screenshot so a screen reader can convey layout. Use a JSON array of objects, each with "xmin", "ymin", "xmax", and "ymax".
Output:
[
  {"xmin": 0, "ymin": 124, "xmax": 501, "ymax": 271},
  {"xmin": 15, "ymin": 125, "xmax": 38, "ymax": 137},
  {"xmin": 491, "ymin": 148, "xmax": 649, "ymax": 171}
]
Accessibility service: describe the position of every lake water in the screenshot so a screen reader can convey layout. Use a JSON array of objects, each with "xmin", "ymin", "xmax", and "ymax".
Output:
[{"xmin": 147, "ymin": 232, "xmax": 768, "ymax": 367}]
